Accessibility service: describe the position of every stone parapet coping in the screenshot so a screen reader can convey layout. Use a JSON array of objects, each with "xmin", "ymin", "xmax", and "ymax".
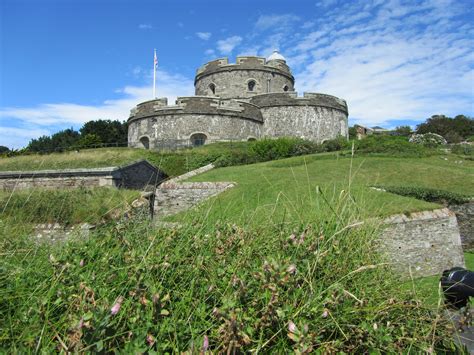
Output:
[
  {"xmin": 0, "ymin": 159, "xmax": 155, "ymax": 179},
  {"xmin": 383, "ymin": 207, "xmax": 455, "ymax": 223}
]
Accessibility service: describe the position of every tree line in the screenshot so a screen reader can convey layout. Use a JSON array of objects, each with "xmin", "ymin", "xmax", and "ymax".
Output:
[
  {"xmin": 349, "ymin": 114, "xmax": 473, "ymax": 143},
  {"xmin": 0, "ymin": 120, "xmax": 128, "ymax": 154}
]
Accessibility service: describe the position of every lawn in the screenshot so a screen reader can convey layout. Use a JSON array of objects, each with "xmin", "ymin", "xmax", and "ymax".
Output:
[{"xmin": 170, "ymin": 154, "xmax": 473, "ymax": 226}]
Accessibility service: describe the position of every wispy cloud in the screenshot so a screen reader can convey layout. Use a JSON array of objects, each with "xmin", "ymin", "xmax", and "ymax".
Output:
[
  {"xmin": 251, "ymin": 1, "xmax": 474, "ymax": 126},
  {"xmin": 216, "ymin": 35, "xmax": 242, "ymax": 54},
  {"xmin": 255, "ymin": 14, "xmax": 300, "ymax": 31},
  {"xmin": 196, "ymin": 32, "xmax": 212, "ymax": 40},
  {"xmin": 0, "ymin": 126, "xmax": 51, "ymax": 149},
  {"xmin": 138, "ymin": 23, "xmax": 153, "ymax": 30}
]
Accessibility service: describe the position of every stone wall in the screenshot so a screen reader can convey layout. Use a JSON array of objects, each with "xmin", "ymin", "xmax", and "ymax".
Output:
[
  {"xmin": 0, "ymin": 160, "xmax": 166, "ymax": 191},
  {"xmin": 379, "ymin": 208, "xmax": 465, "ymax": 278},
  {"xmin": 128, "ymin": 110, "xmax": 262, "ymax": 149},
  {"xmin": 155, "ymin": 181, "xmax": 235, "ymax": 218},
  {"xmin": 194, "ymin": 56, "xmax": 294, "ymax": 99},
  {"xmin": 449, "ymin": 202, "xmax": 474, "ymax": 250}
]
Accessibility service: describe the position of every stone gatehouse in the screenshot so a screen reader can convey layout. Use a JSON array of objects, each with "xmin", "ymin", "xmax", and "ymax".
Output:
[{"xmin": 128, "ymin": 51, "xmax": 349, "ymax": 149}]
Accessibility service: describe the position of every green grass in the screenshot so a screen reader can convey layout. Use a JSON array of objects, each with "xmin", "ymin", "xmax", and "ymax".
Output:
[
  {"xmin": 0, "ymin": 143, "xmax": 251, "ymax": 177},
  {"xmin": 0, "ymin": 187, "xmax": 140, "ymax": 234},
  {"xmin": 0, "ymin": 193, "xmax": 460, "ymax": 352},
  {"xmin": 169, "ymin": 154, "xmax": 473, "ymax": 227}
]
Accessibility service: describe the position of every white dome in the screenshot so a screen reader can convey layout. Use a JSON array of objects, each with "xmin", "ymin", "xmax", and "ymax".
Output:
[{"xmin": 267, "ymin": 50, "xmax": 286, "ymax": 61}]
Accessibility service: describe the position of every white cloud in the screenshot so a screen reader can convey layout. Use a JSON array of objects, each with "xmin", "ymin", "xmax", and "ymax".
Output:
[
  {"xmin": 205, "ymin": 49, "xmax": 216, "ymax": 56},
  {"xmin": 0, "ymin": 126, "xmax": 51, "ymax": 150},
  {"xmin": 138, "ymin": 24, "xmax": 152, "ymax": 30},
  {"xmin": 0, "ymin": 70, "xmax": 194, "ymax": 148},
  {"xmin": 196, "ymin": 32, "xmax": 212, "ymax": 40},
  {"xmin": 283, "ymin": 0, "xmax": 474, "ymax": 125},
  {"xmin": 216, "ymin": 36, "xmax": 242, "ymax": 54},
  {"xmin": 255, "ymin": 14, "xmax": 300, "ymax": 31}
]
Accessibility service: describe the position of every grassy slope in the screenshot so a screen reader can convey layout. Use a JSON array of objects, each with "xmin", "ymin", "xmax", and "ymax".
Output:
[
  {"xmin": 0, "ymin": 143, "xmax": 251, "ymax": 176},
  {"xmin": 172, "ymin": 154, "xmax": 473, "ymax": 226},
  {"xmin": 0, "ymin": 188, "xmax": 140, "ymax": 236},
  {"xmin": 0, "ymin": 148, "xmax": 159, "ymax": 171}
]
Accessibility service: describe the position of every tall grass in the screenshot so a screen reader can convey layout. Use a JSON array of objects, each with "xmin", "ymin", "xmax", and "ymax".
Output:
[{"xmin": 0, "ymin": 175, "xmax": 461, "ymax": 352}]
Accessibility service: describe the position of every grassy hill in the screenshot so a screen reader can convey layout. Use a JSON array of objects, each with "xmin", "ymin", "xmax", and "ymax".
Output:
[
  {"xmin": 1, "ymin": 142, "xmax": 473, "ymax": 352},
  {"xmin": 171, "ymin": 153, "xmax": 473, "ymax": 226}
]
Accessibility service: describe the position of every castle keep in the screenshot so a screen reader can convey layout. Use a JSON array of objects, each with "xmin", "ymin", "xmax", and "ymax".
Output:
[{"xmin": 128, "ymin": 51, "xmax": 349, "ymax": 148}]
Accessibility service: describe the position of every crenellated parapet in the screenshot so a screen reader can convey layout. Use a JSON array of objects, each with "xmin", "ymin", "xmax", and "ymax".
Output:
[
  {"xmin": 129, "ymin": 96, "xmax": 263, "ymax": 123},
  {"xmin": 249, "ymin": 92, "xmax": 348, "ymax": 115},
  {"xmin": 195, "ymin": 56, "xmax": 293, "ymax": 81}
]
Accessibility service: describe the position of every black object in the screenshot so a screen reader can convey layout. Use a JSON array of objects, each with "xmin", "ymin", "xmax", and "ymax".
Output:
[{"xmin": 441, "ymin": 267, "xmax": 474, "ymax": 309}]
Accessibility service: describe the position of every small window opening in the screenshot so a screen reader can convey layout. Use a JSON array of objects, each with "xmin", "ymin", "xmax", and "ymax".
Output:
[
  {"xmin": 209, "ymin": 83, "xmax": 216, "ymax": 95},
  {"xmin": 190, "ymin": 133, "xmax": 207, "ymax": 147},
  {"xmin": 283, "ymin": 85, "xmax": 289, "ymax": 92},
  {"xmin": 248, "ymin": 80, "xmax": 256, "ymax": 92}
]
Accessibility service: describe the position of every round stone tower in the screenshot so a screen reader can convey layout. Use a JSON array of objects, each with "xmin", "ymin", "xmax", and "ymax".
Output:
[{"xmin": 194, "ymin": 51, "xmax": 295, "ymax": 100}]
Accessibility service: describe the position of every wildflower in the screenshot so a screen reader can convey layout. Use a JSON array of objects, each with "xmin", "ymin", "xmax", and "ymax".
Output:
[
  {"xmin": 322, "ymin": 309, "xmax": 329, "ymax": 318},
  {"xmin": 78, "ymin": 317, "xmax": 84, "ymax": 329},
  {"xmin": 288, "ymin": 321, "xmax": 297, "ymax": 333},
  {"xmin": 152, "ymin": 293, "xmax": 160, "ymax": 304},
  {"xmin": 79, "ymin": 259, "xmax": 84, "ymax": 267},
  {"xmin": 373, "ymin": 323, "xmax": 378, "ymax": 331},
  {"xmin": 110, "ymin": 296, "xmax": 124, "ymax": 315},
  {"xmin": 202, "ymin": 335, "xmax": 209, "ymax": 352},
  {"xmin": 287, "ymin": 264, "xmax": 297, "ymax": 274},
  {"xmin": 146, "ymin": 333, "xmax": 155, "ymax": 346}
]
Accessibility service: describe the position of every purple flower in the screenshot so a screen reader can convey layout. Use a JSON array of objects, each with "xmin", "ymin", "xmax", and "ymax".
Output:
[
  {"xmin": 288, "ymin": 321, "xmax": 297, "ymax": 333},
  {"xmin": 110, "ymin": 296, "xmax": 124, "ymax": 315},
  {"xmin": 287, "ymin": 264, "xmax": 297, "ymax": 274},
  {"xmin": 202, "ymin": 335, "xmax": 209, "ymax": 352}
]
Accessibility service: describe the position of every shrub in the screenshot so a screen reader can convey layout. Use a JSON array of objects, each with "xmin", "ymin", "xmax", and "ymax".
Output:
[
  {"xmin": 409, "ymin": 133, "xmax": 447, "ymax": 147},
  {"xmin": 355, "ymin": 135, "xmax": 430, "ymax": 157},
  {"xmin": 376, "ymin": 185, "xmax": 470, "ymax": 205},
  {"xmin": 322, "ymin": 136, "xmax": 350, "ymax": 152},
  {"xmin": 450, "ymin": 144, "xmax": 474, "ymax": 156}
]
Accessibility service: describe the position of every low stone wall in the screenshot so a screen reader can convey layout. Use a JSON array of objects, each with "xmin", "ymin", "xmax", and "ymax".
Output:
[
  {"xmin": 0, "ymin": 160, "xmax": 166, "ymax": 191},
  {"xmin": 449, "ymin": 202, "xmax": 474, "ymax": 250},
  {"xmin": 154, "ymin": 164, "xmax": 235, "ymax": 218},
  {"xmin": 155, "ymin": 181, "xmax": 235, "ymax": 218},
  {"xmin": 379, "ymin": 208, "xmax": 464, "ymax": 278}
]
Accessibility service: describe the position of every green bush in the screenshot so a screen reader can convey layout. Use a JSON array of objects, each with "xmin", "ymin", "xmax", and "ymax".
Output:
[
  {"xmin": 450, "ymin": 144, "xmax": 474, "ymax": 156},
  {"xmin": 376, "ymin": 185, "xmax": 470, "ymax": 205},
  {"xmin": 355, "ymin": 135, "xmax": 431, "ymax": 157}
]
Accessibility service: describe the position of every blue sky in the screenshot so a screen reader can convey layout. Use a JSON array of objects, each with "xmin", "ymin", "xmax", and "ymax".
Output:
[{"xmin": 1, "ymin": 0, "xmax": 473, "ymax": 149}]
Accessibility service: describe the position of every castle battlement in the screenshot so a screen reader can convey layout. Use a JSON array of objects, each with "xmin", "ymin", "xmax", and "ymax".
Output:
[
  {"xmin": 130, "ymin": 96, "xmax": 263, "ymax": 123},
  {"xmin": 195, "ymin": 56, "xmax": 293, "ymax": 82}
]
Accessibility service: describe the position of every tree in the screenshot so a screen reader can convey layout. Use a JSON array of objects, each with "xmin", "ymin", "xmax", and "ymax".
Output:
[
  {"xmin": 0, "ymin": 146, "xmax": 10, "ymax": 154},
  {"xmin": 27, "ymin": 128, "xmax": 80, "ymax": 152},
  {"xmin": 416, "ymin": 115, "xmax": 474, "ymax": 141},
  {"xmin": 394, "ymin": 125, "xmax": 413, "ymax": 136},
  {"xmin": 348, "ymin": 126, "xmax": 357, "ymax": 140},
  {"xmin": 77, "ymin": 133, "xmax": 102, "ymax": 148},
  {"xmin": 80, "ymin": 120, "xmax": 128, "ymax": 145}
]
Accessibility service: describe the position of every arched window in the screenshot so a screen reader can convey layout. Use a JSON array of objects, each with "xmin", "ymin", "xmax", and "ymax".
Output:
[
  {"xmin": 283, "ymin": 85, "xmax": 289, "ymax": 92},
  {"xmin": 139, "ymin": 136, "xmax": 150, "ymax": 149},
  {"xmin": 209, "ymin": 83, "xmax": 216, "ymax": 95},
  {"xmin": 247, "ymin": 80, "xmax": 256, "ymax": 92},
  {"xmin": 190, "ymin": 133, "xmax": 207, "ymax": 147}
]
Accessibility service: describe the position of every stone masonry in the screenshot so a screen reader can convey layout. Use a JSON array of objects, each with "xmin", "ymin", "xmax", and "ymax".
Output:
[
  {"xmin": 0, "ymin": 160, "xmax": 167, "ymax": 191},
  {"xmin": 128, "ymin": 51, "xmax": 349, "ymax": 149},
  {"xmin": 379, "ymin": 208, "xmax": 465, "ymax": 278}
]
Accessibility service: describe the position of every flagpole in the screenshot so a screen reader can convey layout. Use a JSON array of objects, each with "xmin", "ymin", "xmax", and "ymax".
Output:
[{"xmin": 153, "ymin": 49, "xmax": 157, "ymax": 99}]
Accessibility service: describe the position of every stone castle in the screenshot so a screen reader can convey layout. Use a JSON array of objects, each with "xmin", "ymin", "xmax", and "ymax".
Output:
[{"xmin": 128, "ymin": 51, "xmax": 349, "ymax": 148}]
